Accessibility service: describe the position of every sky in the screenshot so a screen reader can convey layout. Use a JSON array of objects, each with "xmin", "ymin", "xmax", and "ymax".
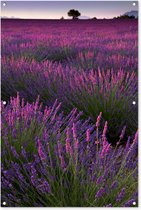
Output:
[{"xmin": 1, "ymin": 1, "xmax": 138, "ymax": 19}]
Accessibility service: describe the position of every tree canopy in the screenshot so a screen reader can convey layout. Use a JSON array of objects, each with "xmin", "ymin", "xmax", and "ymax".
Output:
[{"xmin": 68, "ymin": 9, "xmax": 81, "ymax": 19}]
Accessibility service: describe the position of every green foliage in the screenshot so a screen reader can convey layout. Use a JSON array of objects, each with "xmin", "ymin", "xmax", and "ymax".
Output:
[
  {"xmin": 65, "ymin": 81, "xmax": 137, "ymax": 144},
  {"xmin": 32, "ymin": 45, "xmax": 77, "ymax": 63}
]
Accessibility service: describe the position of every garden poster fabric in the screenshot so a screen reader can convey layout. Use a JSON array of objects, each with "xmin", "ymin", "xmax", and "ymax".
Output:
[{"xmin": 1, "ymin": 1, "xmax": 138, "ymax": 207}]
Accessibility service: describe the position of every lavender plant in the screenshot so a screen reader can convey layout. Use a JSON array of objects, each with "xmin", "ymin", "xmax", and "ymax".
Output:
[
  {"xmin": 2, "ymin": 57, "xmax": 138, "ymax": 143},
  {"xmin": 1, "ymin": 95, "xmax": 138, "ymax": 207}
]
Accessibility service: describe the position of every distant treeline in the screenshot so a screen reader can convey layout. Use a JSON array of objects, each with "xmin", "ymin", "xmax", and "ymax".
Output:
[
  {"xmin": 113, "ymin": 14, "xmax": 137, "ymax": 19},
  {"xmin": 60, "ymin": 15, "xmax": 137, "ymax": 20}
]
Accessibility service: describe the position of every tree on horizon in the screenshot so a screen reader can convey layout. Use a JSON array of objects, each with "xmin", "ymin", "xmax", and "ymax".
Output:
[{"xmin": 68, "ymin": 9, "xmax": 81, "ymax": 19}]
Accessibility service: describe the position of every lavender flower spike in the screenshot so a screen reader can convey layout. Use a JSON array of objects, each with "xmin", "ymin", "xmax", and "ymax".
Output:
[
  {"xmin": 96, "ymin": 112, "xmax": 102, "ymax": 128},
  {"xmin": 95, "ymin": 187, "xmax": 105, "ymax": 199},
  {"xmin": 86, "ymin": 128, "xmax": 91, "ymax": 142},
  {"xmin": 124, "ymin": 199, "xmax": 136, "ymax": 207},
  {"xmin": 116, "ymin": 188, "xmax": 126, "ymax": 202}
]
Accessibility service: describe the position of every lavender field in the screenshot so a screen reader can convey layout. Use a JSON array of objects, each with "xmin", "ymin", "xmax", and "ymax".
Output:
[{"xmin": 1, "ymin": 19, "xmax": 138, "ymax": 207}]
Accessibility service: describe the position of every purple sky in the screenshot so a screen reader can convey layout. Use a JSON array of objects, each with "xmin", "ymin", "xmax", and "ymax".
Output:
[{"xmin": 1, "ymin": 1, "xmax": 138, "ymax": 19}]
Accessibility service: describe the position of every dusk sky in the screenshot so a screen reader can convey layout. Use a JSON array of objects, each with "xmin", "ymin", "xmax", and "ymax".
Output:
[{"xmin": 1, "ymin": 1, "xmax": 138, "ymax": 19}]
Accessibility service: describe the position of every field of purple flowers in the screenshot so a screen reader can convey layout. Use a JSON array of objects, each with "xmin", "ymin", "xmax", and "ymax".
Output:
[{"xmin": 1, "ymin": 19, "xmax": 138, "ymax": 207}]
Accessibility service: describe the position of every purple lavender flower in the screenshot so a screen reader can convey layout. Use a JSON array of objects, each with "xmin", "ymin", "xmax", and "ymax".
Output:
[
  {"xmin": 21, "ymin": 146, "xmax": 27, "ymax": 159},
  {"xmin": 116, "ymin": 188, "xmax": 126, "ymax": 202},
  {"xmin": 95, "ymin": 187, "xmax": 105, "ymax": 199},
  {"xmin": 37, "ymin": 179, "xmax": 51, "ymax": 194},
  {"xmin": 133, "ymin": 130, "xmax": 138, "ymax": 143},
  {"xmin": 37, "ymin": 138, "xmax": 46, "ymax": 162},
  {"xmin": 132, "ymin": 190, "xmax": 138, "ymax": 200},
  {"xmin": 66, "ymin": 127, "xmax": 72, "ymax": 154},
  {"xmin": 118, "ymin": 126, "xmax": 126, "ymax": 144},
  {"xmin": 86, "ymin": 129, "xmax": 90, "ymax": 142},
  {"xmin": 72, "ymin": 123, "xmax": 77, "ymax": 139},
  {"xmin": 106, "ymin": 203, "xmax": 112, "ymax": 207},
  {"xmin": 30, "ymin": 165, "xmax": 38, "ymax": 186},
  {"xmin": 96, "ymin": 112, "xmax": 102, "ymax": 128},
  {"xmin": 11, "ymin": 146, "xmax": 19, "ymax": 159},
  {"xmin": 91, "ymin": 174, "xmax": 96, "ymax": 182},
  {"xmin": 96, "ymin": 175, "xmax": 105, "ymax": 185},
  {"xmin": 111, "ymin": 180, "xmax": 118, "ymax": 190},
  {"xmin": 60, "ymin": 155, "xmax": 66, "ymax": 170},
  {"xmin": 125, "ymin": 136, "xmax": 131, "ymax": 151},
  {"xmin": 124, "ymin": 199, "xmax": 136, "ymax": 207},
  {"xmin": 102, "ymin": 121, "xmax": 108, "ymax": 139}
]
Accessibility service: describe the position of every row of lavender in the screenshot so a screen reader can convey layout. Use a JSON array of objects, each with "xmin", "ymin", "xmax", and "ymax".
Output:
[
  {"xmin": 2, "ymin": 20, "xmax": 138, "ymax": 71},
  {"xmin": 2, "ymin": 57, "xmax": 138, "ymax": 143},
  {"xmin": 1, "ymin": 94, "xmax": 138, "ymax": 207}
]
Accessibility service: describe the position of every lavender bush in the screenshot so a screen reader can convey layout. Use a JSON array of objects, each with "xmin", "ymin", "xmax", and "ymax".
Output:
[
  {"xmin": 1, "ymin": 95, "xmax": 138, "ymax": 207},
  {"xmin": 2, "ymin": 57, "xmax": 138, "ymax": 142}
]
